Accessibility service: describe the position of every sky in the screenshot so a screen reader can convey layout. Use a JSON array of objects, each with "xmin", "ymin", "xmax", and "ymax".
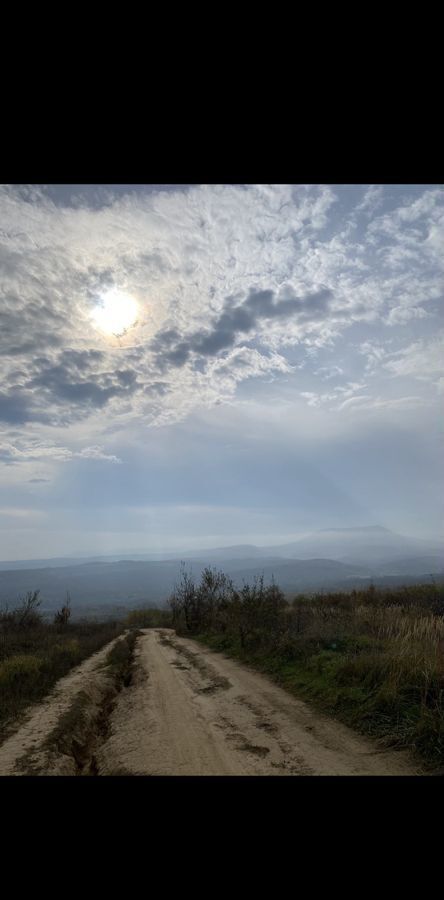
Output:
[{"xmin": 0, "ymin": 183, "xmax": 443, "ymax": 560}]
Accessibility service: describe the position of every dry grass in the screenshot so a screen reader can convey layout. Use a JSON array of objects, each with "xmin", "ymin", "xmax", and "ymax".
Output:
[
  {"xmin": 0, "ymin": 603, "xmax": 124, "ymax": 739},
  {"xmin": 171, "ymin": 571, "xmax": 444, "ymax": 768}
]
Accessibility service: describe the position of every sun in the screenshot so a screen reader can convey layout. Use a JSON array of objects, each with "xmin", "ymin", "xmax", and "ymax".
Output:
[{"xmin": 92, "ymin": 289, "xmax": 139, "ymax": 336}]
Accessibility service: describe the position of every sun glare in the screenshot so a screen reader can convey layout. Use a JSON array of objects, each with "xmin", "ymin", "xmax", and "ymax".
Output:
[{"xmin": 92, "ymin": 289, "xmax": 139, "ymax": 336}]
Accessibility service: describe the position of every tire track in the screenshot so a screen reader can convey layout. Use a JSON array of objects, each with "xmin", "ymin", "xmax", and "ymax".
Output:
[{"xmin": 95, "ymin": 629, "xmax": 421, "ymax": 776}]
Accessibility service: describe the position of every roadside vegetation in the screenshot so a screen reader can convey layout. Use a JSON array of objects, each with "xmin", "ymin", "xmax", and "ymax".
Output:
[
  {"xmin": 106, "ymin": 629, "xmax": 141, "ymax": 687},
  {"xmin": 0, "ymin": 590, "xmax": 123, "ymax": 739},
  {"xmin": 125, "ymin": 607, "xmax": 172, "ymax": 628},
  {"xmin": 169, "ymin": 566, "xmax": 444, "ymax": 768}
]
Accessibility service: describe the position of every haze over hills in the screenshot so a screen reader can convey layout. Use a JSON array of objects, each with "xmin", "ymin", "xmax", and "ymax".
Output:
[
  {"xmin": 259, "ymin": 526, "xmax": 444, "ymax": 564},
  {"xmin": 2, "ymin": 526, "xmax": 441, "ymax": 570},
  {"xmin": 0, "ymin": 526, "xmax": 442, "ymax": 615}
]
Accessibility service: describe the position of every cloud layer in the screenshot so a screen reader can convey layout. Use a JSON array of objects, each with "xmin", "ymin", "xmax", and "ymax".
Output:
[
  {"xmin": 1, "ymin": 183, "xmax": 443, "ymax": 439},
  {"xmin": 0, "ymin": 183, "xmax": 443, "ymax": 554}
]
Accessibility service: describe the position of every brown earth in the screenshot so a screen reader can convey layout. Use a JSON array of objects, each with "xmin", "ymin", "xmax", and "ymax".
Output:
[{"xmin": 0, "ymin": 628, "xmax": 422, "ymax": 776}]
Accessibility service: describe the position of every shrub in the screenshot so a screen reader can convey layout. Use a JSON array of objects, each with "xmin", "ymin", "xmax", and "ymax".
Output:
[
  {"xmin": 0, "ymin": 654, "xmax": 42, "ymax": 690},
  {"xmin": 172, "ymin": 572, "xmax": 444, "ymax": 767},
  {"xmin": 0, "ymin": 590, "xmax": 43, "ymax": 632},
  {"xmin": 54, "ymin": 593, "xmax": 72, "ymax": 626},
  {"xmin": 125, "ymin": 608, "xmax": 172, "ymax": 628}
]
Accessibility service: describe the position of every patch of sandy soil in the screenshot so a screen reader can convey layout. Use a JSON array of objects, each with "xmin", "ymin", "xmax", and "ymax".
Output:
[{"xmin": 96, "ymin": 629, "xmax": 422, "ymax": 776}]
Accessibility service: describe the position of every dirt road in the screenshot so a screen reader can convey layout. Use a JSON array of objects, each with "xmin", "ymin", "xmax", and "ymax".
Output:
[
  {"xmin": 96, "ymin": 629, "xmax": 420, "ymax": 776},
  {"xmin": 0, "ymin": 628, "xmax": 421, "ymax": 775}
]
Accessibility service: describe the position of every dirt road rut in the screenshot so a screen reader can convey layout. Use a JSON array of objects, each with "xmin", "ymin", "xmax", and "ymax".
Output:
[{"xmin": 96, "ymin": 629, "xmax": 419, "ymax": 776}]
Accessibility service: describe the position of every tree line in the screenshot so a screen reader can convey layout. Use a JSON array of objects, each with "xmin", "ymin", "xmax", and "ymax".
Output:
[{"xmin": 169, "ymin": 564, "xmax": 288, "ymax": 650}]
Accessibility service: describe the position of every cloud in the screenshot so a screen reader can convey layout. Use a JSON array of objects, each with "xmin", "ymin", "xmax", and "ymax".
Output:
[
  {"xmin": 0, "ymin": 507, "xmax": 45, "ymax": 519},
  {"xmin": 0, "ymin": 182, "xmax": 443, "ymax": 442},
  {"xmin": 355, "ymin": 185, "xmax": 384, "ymax": 216},
  {"xmin": 367, "ymin": 187, "xmax": 444, "ymax": 269},
  {"xmin": 365, "ymin": 396, "xmax": 425, "ymax": 410},
  {"xmin": 300, "ymin": 387, "xmax": 425, "ymax": 414},
  {"xmin": 209, "ymin": 346, "xmax": 292, "ymax": 385},
  {"xmin": 314, "ymin": 365, "xmax": 344, "ymax": 381},
  {"xmin": 385, "ymin": 305, "xmax": 429, "ymax": 326},
  {"xmin": 336, "ymin": 394, "xmax": 373, "ymax": 411},
  {"xmin": 76, "ymin": 445, "xmax": 122, "ymax": 463},
  {"xmin": 0, "ymin": 440, "xmax": 122, "ymax": 465},
  {"xmin": 0, "ymin": 348, "xmax": 140, "ymax": 426},
  {"xmin": 0, "ymin": 184, "xmax": 342, "ymax": 429},
  {"xmin": 151, "ymin": 287, "xmax": 333, "ymax": 368},
  {"xmin": 300, "ymin": 381, "xmax": 369, "ymax": 410},
  {"xmin": 358, "ymin": 341, "xmax": 391, "ymax": 372},
  {"xmin": 0, "ymin": 391, "xmax": 37, "ymax": 425},
  {"xmin": 29, "ymin": 355, "xmax": 138, "ymax": 414},
  {"xmin": 383, "ymin": 334, "xmax": 444, "ymax": 380}
]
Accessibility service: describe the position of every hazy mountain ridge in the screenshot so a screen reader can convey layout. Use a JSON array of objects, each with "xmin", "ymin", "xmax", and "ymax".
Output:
[
  {"xmin": 0, "ymin": 524, "xmax": 442, "ymax": 613},
  {"xmin": 1, "ymin": 525, "xmax": 441, "ymax": 571}
]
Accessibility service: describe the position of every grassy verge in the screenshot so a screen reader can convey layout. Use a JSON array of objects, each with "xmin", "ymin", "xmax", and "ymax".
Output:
[
  {"xmin": 190, "ymin": 617, "xmax": 444, "ymax": 771},
  {"xmin": 0, "ymin": 620, "xmax": 124, "ymax": 740},
  {"xmin": 169, "ymin": 573, "xmax": 444, "ymax": 770}
]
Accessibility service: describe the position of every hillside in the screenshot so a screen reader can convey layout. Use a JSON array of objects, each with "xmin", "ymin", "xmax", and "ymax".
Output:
[{"xmin": 0, "ymin": 548, "xmax": 443, "ymax": 614}]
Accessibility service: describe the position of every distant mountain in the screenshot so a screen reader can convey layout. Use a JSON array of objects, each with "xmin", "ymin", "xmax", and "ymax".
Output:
[
  {"xmin": 0, "ymin": 526, "xmax": 442, "ymax": 614},
  {"xmin": 1, "ymin": 551, "xmax": 443, "ymax": 615},
  {"xmin": 368, "ymin": 556, "xmax": 444, "ymax": 577},
  {"xmin": 227, "ymin": 558, "xmax": 369, "ymax": 591},
  {"xmin": 149, "ymin": 526, "xmax": 443, "ymax": 567},
  {"xmin": 180, "ymin": 544, "xmax": 264, "ymax": 561},
  {"xmin": 0, "ymin": 560, "xmax": 184, "ymax": 610},
  {"xmin": 0, "ymin": 556, "xmax": 90, "ymax": 571},
  {"xmin": 260, "ymin": 527, "xmax": 443, "ymax": 564},
  {"xmin": 0, "ymin": 552, "xmax": 179, "ymax": 570},
  {"xmin": 0, "ymin": 556, "xmax": 367, "ymax": 611},
  {"xmin": 1, "ymin": 526, "xmax": 441, "ymax": 572}
]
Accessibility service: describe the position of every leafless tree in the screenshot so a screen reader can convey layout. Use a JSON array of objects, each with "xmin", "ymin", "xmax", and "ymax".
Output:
[
  {"xmin": 54, "ymin": 591, "xmax": 72, "ymax": 626},
  {"xmin": 17, "ymin": 590, "xmax": 42, "ymax": 629}
]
